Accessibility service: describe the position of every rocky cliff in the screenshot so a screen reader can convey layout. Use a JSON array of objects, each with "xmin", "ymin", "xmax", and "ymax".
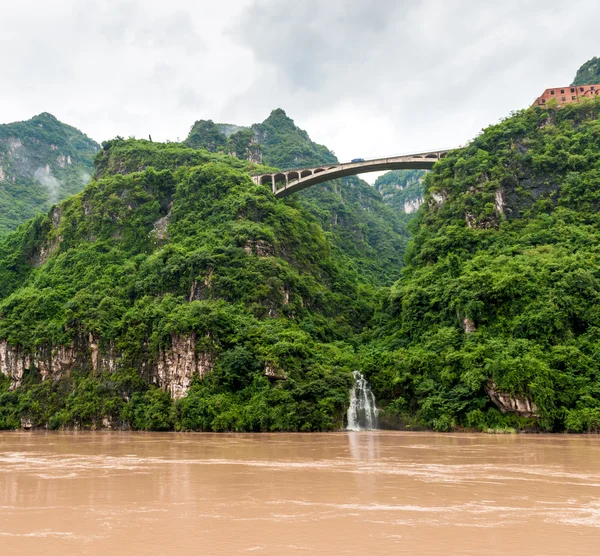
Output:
[
  {"xmin": 0, "ymin": 137, "xmax": 367, "ymax": 431},
  {"xmin": 364, "ymin": 96, "xmax": 600, "ymax": 433},
  {"xmin": 0, "ymin": 113, "xmax": 99, "ymax": 236},
  {"xmin": 374, "ymin": 169, "xmax": 427, "ymax": 215}
]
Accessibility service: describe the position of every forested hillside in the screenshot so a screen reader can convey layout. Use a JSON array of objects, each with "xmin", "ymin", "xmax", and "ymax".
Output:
[
  {"xmin": 188, "ymin": 109, "xmax": 411, "ymax": 285},
  {"xmin": 365, "ymin": 97, "xmax": 600, "ymax": 433},
  {"xmin": 374, "ymin": 169, "xmax": 427, "ymax": 215},
  {"xmin": 0, "ymin": 139, "xmax": 376, "ymax": 431},
  {"xmin": 572, "ymin": 56, "xmax": 600, "ymax": 86},
  {"xmin": 0, "ymin": 113, "xmax": 99, "ymax": 236}
]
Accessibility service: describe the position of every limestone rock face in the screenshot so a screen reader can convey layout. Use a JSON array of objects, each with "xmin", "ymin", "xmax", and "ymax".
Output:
[
  {"xmin": 0, "ymin": 341, "xmax": 30, "ymax": 389},
  {"xmin": 486, "ymin": 382, "xmax": 539, "ymax": 417},
  {"xmin": 244, "ymin": 240, "xmax": 274, "ymax": 257},
  {"xmin": 0, "ymin": 334, "xmax": 214, "ymax": 400},
  {"xmin": 156, "ymin": 335, "xmax": 214, "ymax": 399},
  {"xmin": 463, "ymin": 317, "xmax": 476, "ymax": 333}
]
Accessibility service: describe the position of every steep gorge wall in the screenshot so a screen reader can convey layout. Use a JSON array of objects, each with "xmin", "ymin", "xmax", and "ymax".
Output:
[{"xmin": 0, "ymin": 335, "xmax": 214, "ymax": 400}]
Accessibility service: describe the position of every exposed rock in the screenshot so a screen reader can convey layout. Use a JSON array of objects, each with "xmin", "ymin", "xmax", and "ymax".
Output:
[
  {"xmin": 156, "ymin": 335, "xmax": 214, "ymax": 399},
  {"xmin": 265, "ymin": 362, "xmax": 287, "ymax": 381},
  {"xmin": 8, "ymin": 138, "xmax": 23, "ymax": 152},
  {"xmin": 31, "ymin": 208, "xmax": 62, "ymax": 267},
  {"xmin": 463, "ymin": 317, "xmax": 476, "ymax": 333},
  {"xmin": 0, "ymin": 165, "xmax": 5, "ymax": 182},
  {"xmin": 430, "ymin": 192, "xmax": 446, "ymax": 206},
  {"xmin": 403, "ymin": 197, "xmax": 423, "ymax": 214},
  {"xmin": 189, "ymin": 268, "xmax": 214, "ymax": 302},
  {"xmin": 465, "ymin": 211, "xmax": 498, "ymax": 230},
  {"xmin": 1, "ymin": 332, "xmax": 210, "ymax": 400},
  {"xmin": 152, "ymin": 212, "xmax": 170, "ymax": 241},
  {"xmin": 485, "ymin": 382, "xmax": 539, "ymax": 417},
  {"xmin": 243, "ymin": 240, "xmax": 274, "ymax": 257},
  {"xmin": 20, "ymin": 418, "xmax": 33, "ymax": 429},
  {"xmin": 495, "ymin": 188, "xmax": 504, "ymax": 214},
  {"xmin": 36, "ymin": 345, "xmax": 76, "ymax": 381},
  {"xmin": 0, "ymin": 341, "xmax": 30, "ymax": 389}
]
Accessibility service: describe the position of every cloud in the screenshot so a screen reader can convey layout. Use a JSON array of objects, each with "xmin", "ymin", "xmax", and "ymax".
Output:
[
  {"xmin": 0, "ymin": 0, "xmax": 599, "ymax": 166},
  {"xmin": 231, "ymin": 0, "xmax": 600, "ymax": 160}
]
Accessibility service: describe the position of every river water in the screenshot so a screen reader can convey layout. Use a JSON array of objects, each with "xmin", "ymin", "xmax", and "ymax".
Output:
[{"xmin": 1, "ymin": 432, "xmax": 599, "ymax": 555}]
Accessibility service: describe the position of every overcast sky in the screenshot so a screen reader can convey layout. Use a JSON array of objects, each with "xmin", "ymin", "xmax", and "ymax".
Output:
[{"xmin": 1, "ymin": 0, "xmax": 599, "ymax": 169}]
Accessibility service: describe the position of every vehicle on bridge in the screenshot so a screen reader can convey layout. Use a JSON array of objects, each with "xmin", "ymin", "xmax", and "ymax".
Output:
[{"xmin": 351, "ymin": 158, "xmax": 365, "ymax": 163}]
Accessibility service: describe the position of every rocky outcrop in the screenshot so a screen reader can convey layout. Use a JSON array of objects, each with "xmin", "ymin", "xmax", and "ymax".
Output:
[
  {"xmin": 0, "ymin": 333, "xmax": 214, "ymax": 400},
  {"xmin": 463, "ymin": 317, "xmax": 476, "ymax": 333},
  {"xmin": 244, "ymin": 240, "xmax": 274, "ymax": 257},
  {"xmin": 30, "ymin": 207, "xmax": 62, "ymax": 267},
  {"xmin": 485, "ymin": 382, "xmax": 539, "ymax": 417},
  {"xmin": 0, "ymin": 341, "xmax": 30, "ymax": 389},
  {"xmin": 152, "ymin": 212, "xmax": 170, "ymax": 242},
  {"xmin": 264, "ymin": 362, "xmax": 287, "ymax": 381},
  {"xmin": 403, "ymin": 197, "xmax": 424, "ymax": 214},
  {"xmin": 155, "ymin": 335, "xmax": 214, "ymax": 399}
]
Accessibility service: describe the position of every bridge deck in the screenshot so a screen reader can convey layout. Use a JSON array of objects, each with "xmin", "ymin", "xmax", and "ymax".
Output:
[{"xmin": 251, "ymin": 150, "xmax": 449, "ymax": 198}]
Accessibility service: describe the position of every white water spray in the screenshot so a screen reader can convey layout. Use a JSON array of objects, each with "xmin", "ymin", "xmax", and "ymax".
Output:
[{"xmin": 346, "ymin": 371, "xmax": 378, "ymax": 430}]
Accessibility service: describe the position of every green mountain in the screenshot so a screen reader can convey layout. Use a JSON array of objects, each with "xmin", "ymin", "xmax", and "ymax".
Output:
[
  {"xmin": 187, "ymin": 109, "xmax": 410, "ymax": 285},
  {"xmin": 374, "ymin": 170, "xmax": 427, "ymax": 215},
  {"xmin": 0, "ymin": 138, "xmax": 379, "ymax": 431},
  {"xmin": 572, "ymin": 56, "xmax": 600, "ymax": 86},
  {"xmin": 364, "ymin": 97, "xmax": 600, "ymax": 433},
  {"xmin": 0, "ymin": 113, "xmax": 99, "ymax": 236}
]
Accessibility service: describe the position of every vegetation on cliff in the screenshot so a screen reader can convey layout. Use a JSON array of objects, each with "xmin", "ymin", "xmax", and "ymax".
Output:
[
  {"xmin": 365, "ymin": 97, "xmax": 600, "ymax": 432},
  {"xmin": 572, "ymin": 56, "xmax": 600, "ymax": 86},
  {"xmin": 0, "ymin": 113, "xmax": 99, "ymax": 236},
  {"xmin": 0, "ymin": 138, "xmax": 379, "ymax": 431},
  {"xmin": 374, "ymin": 170, "xmax": 427, "ymax": 215},
  {"xmin": 187, "ymin": 109, "xmax": 411, "ymax": 285}
]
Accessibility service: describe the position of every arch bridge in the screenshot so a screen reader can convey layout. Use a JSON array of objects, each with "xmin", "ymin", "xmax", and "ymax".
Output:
[{"xmin": 252, "ymin": 150, "xmax": 450, "ymax": 198}]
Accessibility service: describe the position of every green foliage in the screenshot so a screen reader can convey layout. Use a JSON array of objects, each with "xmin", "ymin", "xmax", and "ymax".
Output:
[
  {"xmin": 374, "ymin": 170, "xmax": 427, "ymax": 214},
  {"xmin": 365, "ymin": 98, "xmax": 600, "ymax": 432},
  {"xmin": 251, "ymin": 109, "xmax": 411, "ymax": 286},
  {"xmin": 0, "ymin": 113, "xmax": 99, "ymax": 236},
  {"xmin": 185, "ymin": 120, "xmax": 227, "ymax": 152},
  {"xmin": 0, "ymin": 137, "xmax": 369, "ymax": 431},
  {"xmin": 572, "ymin": 56, "xmax": 600, "ymax": 86}
]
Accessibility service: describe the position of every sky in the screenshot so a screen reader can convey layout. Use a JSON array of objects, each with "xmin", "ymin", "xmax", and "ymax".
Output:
[{"xmin": 1, "ymin": 0, "xmax": 599, "ymax": 173}]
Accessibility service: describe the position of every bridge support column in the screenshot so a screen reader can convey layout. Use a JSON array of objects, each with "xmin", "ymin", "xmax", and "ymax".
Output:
[{"xmin": 272, "ymin": 175, "xmax": 276, "ymax": 195}]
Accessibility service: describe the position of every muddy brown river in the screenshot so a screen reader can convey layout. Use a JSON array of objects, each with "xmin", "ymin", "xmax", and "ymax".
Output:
[{"xmin": 0, "ymin": 431, "xmax": 599, "ymax": 555}]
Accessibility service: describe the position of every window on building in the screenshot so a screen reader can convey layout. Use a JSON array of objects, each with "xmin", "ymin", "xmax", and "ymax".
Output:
[
  {"xmin": 580, "ymin": 87, "xmax": 584, "ymax": 92},
  {"xmin": 551, "ymin": 90, "xmax": 555, "ymax": 95},
  {"xmin": 541, "ymin": 99, "xmax": 546, "ymax": 103},
  {"xmin": 592, "ymin": 86, "xmax": 596, "ymax": 90},
  {"xmin": 561, "ymin": 89, "xmax": 565, "ymax": 94},
  {"xmin": 562, "ymin": 97, "xmax": 566, "ymax": 101},
  {"xmin": 572, "ymin": 96, "xmax": 576, "ymax": 100}
]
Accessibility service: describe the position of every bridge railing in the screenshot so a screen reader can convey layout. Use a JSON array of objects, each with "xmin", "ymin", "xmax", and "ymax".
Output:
[
  {"xmin": 337, "ymin": 147, "xmax": 456, "ymax": 166},
  {"xmin": 258, "ymin": 147, "xmax": 458, "ymax": 174}
]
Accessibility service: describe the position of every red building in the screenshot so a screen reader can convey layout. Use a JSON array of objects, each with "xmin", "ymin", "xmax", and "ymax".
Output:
[{"xmin": 533, "ymin": 84, "xmax": 600, "ymax": 107}]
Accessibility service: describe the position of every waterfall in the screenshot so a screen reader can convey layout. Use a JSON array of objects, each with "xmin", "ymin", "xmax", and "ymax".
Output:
[{"xmin": 347, "ymin": 371, "xmax": 378, "ymax": 430}]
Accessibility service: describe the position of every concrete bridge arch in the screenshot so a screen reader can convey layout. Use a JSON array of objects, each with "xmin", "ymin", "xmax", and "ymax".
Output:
[{"xmin": 252, "ymin": 150, "xmax": 450, "ymax": 198}]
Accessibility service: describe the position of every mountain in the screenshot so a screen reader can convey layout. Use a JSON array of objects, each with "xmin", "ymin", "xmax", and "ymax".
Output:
[
  {"xmin": 374, "ymin": 169, "xmax": 427, "ymax": 215},
  {"xmin": 187, "ymin": 109, "xmax": 411, "ymax": 285},
  {"xmin": 0, "ymin": 138, "xmax": 376, "ymax": 431},
  {"xmin": 364, "ymin": 96, "xmax": 600, "ymax": 433},
  {"xmin": 0, "ymin": 113, "xmax": 99, "ymax": 236},
  {"xmin": 572, "ymin": 56, "xmax": 600, "ymax": 86}
]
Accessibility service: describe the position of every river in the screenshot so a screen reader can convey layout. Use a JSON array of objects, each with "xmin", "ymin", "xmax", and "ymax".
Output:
[{"xmin": 0, "ymin": 431, "xmax": 599, "ymax": 555}]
